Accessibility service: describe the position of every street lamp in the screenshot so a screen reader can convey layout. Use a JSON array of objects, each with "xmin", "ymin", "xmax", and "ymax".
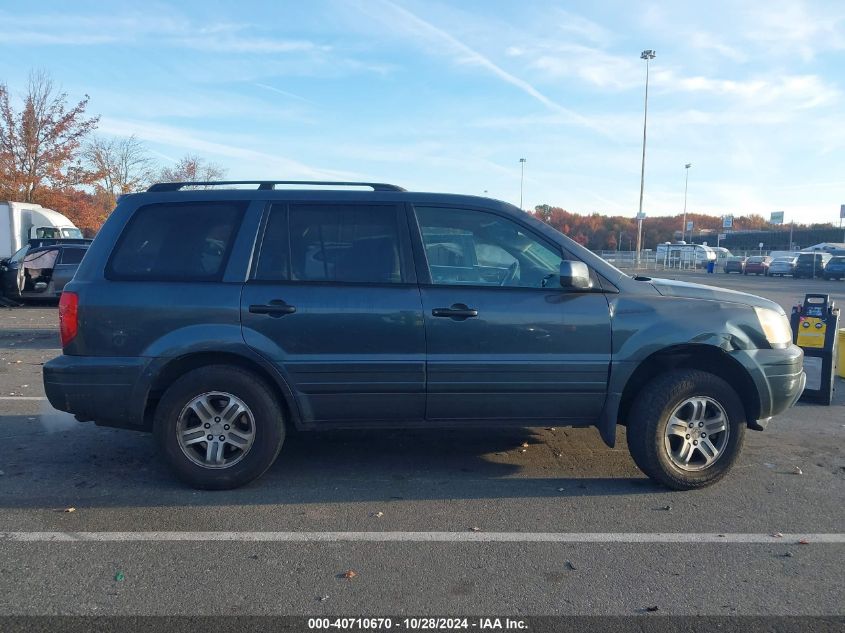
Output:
[
  {"xmin": 682, "ymin": 163, "xmax": 692, "ymax": 241},
  {"xmin": 635, "ymin": 49, "xmax": 656, "ymax": 265},
  {"xmin": 519, "ymin": 158, "xmax": 526, "ymax": 209}
]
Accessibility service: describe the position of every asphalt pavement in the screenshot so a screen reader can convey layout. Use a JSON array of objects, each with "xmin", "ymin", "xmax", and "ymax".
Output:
[{"xmin": 0, "ymin": 273, "xmax": 843, "ymax": 621}]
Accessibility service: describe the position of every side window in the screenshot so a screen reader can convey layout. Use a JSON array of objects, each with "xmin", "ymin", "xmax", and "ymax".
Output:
[
  {"xmin": 415, "ymin": 206, "xmax": 563, "ymax": 288},
  {"xmin": 107, "ymin": 202, "xmax": 245, "ymax": 281},
  {"xmin": 288, "ymin": 204, "xmax": 404, "ymax": 283},
  {"xmin": 254, "ymin": 206, "xmax": 290, "ymax": 281},
  {"xmin": 59, "ymin": 248, "xmax": 85, "ymax": 265}
]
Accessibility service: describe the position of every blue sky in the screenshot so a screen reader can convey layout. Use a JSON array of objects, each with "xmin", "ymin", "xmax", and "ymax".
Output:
[{"xmin": 1, "ymin": 0, "xmax": 844, "ymax": 223}]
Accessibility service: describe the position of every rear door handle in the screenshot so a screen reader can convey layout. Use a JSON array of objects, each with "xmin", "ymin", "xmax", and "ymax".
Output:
[
  {"xmin": 431, "ymin": 303, "xmax": 478, "ymax": 319},
  {"xmin": 249, "ymin": 299, "xmax": 296, "ymax": 317}
]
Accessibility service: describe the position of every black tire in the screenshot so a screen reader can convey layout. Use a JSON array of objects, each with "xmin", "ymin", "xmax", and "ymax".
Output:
[
  {"xmin": 154, "ymin": 365, "xmax": 286, "ymax": 490},
  {"xmin": 626, "ymin": 370, "xmax": 746, "ymax": 490}
]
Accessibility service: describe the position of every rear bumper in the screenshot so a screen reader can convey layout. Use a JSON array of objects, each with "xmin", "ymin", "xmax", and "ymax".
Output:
[{"xmin": 43, "ymin": 355, "xmax": 149, "ymax": 429}]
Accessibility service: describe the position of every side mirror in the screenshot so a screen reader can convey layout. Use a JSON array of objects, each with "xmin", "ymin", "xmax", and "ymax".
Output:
[{"xmin": 559, "ymin": 260, "xmax": 592, "ymax": 290}]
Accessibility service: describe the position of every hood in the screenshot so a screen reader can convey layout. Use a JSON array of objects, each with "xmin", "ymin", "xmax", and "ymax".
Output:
[{"xmin": 647, "ymin": 277, "xmax": 784, "ymax": 313}]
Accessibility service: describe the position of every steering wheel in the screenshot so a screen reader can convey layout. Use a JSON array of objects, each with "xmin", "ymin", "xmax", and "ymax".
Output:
[{"xmin": 500, "ymin": 261, "xmax": 519, "ymax": 286}]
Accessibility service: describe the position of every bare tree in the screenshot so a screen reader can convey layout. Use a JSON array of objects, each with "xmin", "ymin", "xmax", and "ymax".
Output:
[
  {"xmin": 0, "ymin": 70, "xmax": 99, "ymax": 202},
  {"xmin": 86, "ymin": 135, "xmax": 155, "ymax": 207},
  {"xmin": 159, "ymin": 154, "xmax": 227, "ymax": 184}
]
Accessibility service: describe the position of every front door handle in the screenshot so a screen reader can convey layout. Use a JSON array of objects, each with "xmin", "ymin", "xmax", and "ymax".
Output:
[
  {"xmin": 431, "ymin": 303, "xmax": 478, "ymax": 320},
  {"xmin": 249, "ymin": 299, "xmax": 296, "ymax": 317}
]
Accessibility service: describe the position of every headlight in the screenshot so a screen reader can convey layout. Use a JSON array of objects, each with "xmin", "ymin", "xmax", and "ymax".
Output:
[{"xmin": 754, "ymin": 307, "xmax": 792, "ymax": 348}]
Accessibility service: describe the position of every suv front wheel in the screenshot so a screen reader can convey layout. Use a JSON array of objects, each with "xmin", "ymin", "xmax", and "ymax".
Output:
[
  {"xmin": 154, "ymin": 365, "xmax": 286, "ymax": 489},
  {"xmin": 626, "ymin": 369, "xmax": 745, "ymax": 490}
]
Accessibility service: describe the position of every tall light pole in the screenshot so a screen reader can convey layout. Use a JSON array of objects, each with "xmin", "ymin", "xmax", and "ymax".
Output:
[
  {"xmin": 636, "ymin": 49, "xmax": 656, "ymax": 265},
  {"xmin": 519, "ymin": 158, "xmax": 526, "ymax": 209},
  {"xmin": 682, "ymin": 162, "xmax": 692, "ymax": 241}
]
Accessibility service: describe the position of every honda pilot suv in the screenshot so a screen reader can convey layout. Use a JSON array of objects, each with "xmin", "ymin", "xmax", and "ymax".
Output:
[{"xmin": 44, "ymin": 181, "xmax": 806, "ymax": 490}]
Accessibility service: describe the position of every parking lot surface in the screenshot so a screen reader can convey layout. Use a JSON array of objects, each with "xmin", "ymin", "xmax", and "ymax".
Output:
[{"xmin": 0, "ymin": 272, "xmax": 843, "ymax": 617}]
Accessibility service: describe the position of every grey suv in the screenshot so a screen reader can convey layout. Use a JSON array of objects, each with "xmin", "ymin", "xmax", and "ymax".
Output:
[{"xmin": 44, "ymin": 181, "xmax": 806, "ymax": 490}]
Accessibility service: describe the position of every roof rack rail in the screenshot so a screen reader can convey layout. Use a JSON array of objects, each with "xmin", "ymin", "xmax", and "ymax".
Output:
[{"xmin": 146, "ymin": 180, "xmax": 406, "ymax": 192}]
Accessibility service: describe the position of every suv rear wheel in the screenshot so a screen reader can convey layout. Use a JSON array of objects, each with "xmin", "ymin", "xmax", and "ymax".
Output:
[
  {"xmin": 626, "ymin": 370, "xmax": 745, "ymax": 490},
  {"xmin": 154, "ymin": 365, "xmax": 286, "ymax": 489}
]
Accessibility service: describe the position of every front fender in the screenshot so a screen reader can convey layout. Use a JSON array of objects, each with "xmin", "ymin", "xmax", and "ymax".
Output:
[{"xmin": 597, "ymin": 294, "xmax": 765, "ymax": 446}]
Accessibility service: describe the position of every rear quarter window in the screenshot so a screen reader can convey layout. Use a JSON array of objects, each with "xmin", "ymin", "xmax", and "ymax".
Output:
[
  {"xmin": 59, "ymin": 248, "xmax": 86, "ymax": 265},
  {"xmin": 106, "ymin": 202, "xmax": 245, "ymax": 282}
]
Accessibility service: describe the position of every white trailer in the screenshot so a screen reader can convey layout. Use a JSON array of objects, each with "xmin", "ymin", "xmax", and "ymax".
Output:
[
  {"xmin": 0, "ymin": 201, "xmax": 83, "ymax": 259},
  {"xmin": 656, "ymin": 242, "xmax": 717, "ymax": 269}
]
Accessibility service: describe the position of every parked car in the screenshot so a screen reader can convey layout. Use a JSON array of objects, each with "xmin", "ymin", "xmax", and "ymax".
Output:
[
  {"xmin": 0, "ymin": 243, "xmax": 89, "ymax": 301},
  {"xmin": 768, "ymin": 256, "xmax": 798, "ymax": 277},
  {"xmin": 822, "ymin": 256, "xmax": 845, "ymax": 280},
  {"xmin": 723, "ymin": 256, "xmax": 746, "ymax": 274},
  {"xmin": 743, "ymin": 256, "xmax": 772, "ymax": 275},
  {"xmin": 793, "ymin": 252, "xmax": 831, "ymax": 279},
  {"xmin": 44, "ymin": 180, "xmax": 805, "ymax": 491}
]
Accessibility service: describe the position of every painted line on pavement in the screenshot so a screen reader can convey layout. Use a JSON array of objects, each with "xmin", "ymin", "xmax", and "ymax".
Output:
[
  {"xmin": 0, "ymin": 396, "xmax": 47, "ymax": 401},
  {"xmin": 1, "ymin": 532, "xmax": 843, "ymax": 543}
]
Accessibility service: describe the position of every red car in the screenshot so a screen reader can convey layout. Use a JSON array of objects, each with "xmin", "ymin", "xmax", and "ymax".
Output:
[{"xmin": 743, "ymin": 255, "xmax": 772, "ymax": 275}]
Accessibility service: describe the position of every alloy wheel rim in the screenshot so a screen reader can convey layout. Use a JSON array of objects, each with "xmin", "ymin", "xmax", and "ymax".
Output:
[
  {"xmin": 663, "ymin": 396, "xmax": 730, "ymax": 472},
  {"xmin": 176, "ymin": 391, "xmax": 256, "ymax": 469}
]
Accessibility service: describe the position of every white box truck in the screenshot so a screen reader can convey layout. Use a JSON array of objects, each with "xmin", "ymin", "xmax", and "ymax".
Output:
[{"xmin": 0, "ymin": 201, "xmax": 84, "ymax": 259}]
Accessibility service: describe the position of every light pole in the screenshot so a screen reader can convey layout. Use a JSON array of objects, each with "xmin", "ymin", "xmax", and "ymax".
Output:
[
  {"xmin": 519, "ymin": 158, "xmax": 526, "ymax": 209},
  {"xmin": 682, "ymin": 163, "xmax": 692, "ymax": 241},
  {"xmin": 636, "ymin": 49, "xmax": 656, "ymax": 265}
]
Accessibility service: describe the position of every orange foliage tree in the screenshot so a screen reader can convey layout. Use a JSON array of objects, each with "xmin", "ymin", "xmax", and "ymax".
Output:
[{"xmin": 0, "ymin": 71, "xmax": 100, "ymax": 204}]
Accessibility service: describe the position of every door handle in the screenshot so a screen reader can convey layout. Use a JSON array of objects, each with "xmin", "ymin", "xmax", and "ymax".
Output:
[
  {"xmin": 431, "ymin": 304, "xmax": 478, "ymax": 319},
  {"xmin": 249, "ymin": 299, "xmax": 296, "ymax": 317}
]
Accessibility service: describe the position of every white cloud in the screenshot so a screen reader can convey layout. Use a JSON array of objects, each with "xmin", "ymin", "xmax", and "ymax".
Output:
[
  {"xmin": 353, "ymin": 0, "xmax": 593, "ymax": 124},
  {"xmin": 554, "ymin": 9, "xmax": 612, "ymax": 46},
  {"xmin": 254, "ymin": 83, "xmax": 315, "ymax": 105},
  {"xmin": 688, "ymin": 32, "xmax": 748, "ymax": 63},
  {"xmin": 745, "ymin": 1, "xmax": 845, "ymax": 61},
  {"xmin": 176, "ymin": 36, "xmax": 328, "ymax": 54}
]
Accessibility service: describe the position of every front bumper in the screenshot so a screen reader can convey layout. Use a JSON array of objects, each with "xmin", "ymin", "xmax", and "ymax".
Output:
[
  {"xmin": 732, "ymin": 344, "xmax": 805, "ymax": 429},
  {"xmin": 43, "ymin": 354, "xmax": 149, "ymax": 429}
]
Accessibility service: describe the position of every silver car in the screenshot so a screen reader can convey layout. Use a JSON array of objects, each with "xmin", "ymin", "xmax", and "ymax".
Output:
[{"xmin": 768, "ymin": 256, "xmax": 797, "ymax": 277}]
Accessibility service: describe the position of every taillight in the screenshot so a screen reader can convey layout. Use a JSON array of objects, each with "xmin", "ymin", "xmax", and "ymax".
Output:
[{"xmin": 58, "ymin": 291, "xmax": 79, "ymax": 348}]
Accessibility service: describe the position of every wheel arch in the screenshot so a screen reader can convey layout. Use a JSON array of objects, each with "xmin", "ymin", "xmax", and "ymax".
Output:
[
  {"xmin": 142, "ymin": 351, "xmax": 301, "ymax": 432},
  {"xmin": 617, "ymin": 344, "xmax": 760, "ymax": 429}
]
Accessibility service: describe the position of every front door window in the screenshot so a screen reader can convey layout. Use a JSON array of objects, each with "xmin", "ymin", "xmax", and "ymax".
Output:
[{"xmin": 415, "ymin": 206, "xmax": 563, "ymax": 288}]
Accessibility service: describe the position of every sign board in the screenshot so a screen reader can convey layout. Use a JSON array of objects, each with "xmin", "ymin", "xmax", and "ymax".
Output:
[
  {"xmin": 758, "ymin": 242, "xmax": 764, "ymax": 249},
  {"xmin": 770, "ymin": 211, "xmax": 784, "ymax": 225},
  {"xmin": 718, "ymin": 233, "xmax": 727, "ymax": 241},
  {"xmin": 841, "ymin": 204, "xmax": 845, "ymax": 219},
  {"xmin": 723, "ymin": 216, "xmax": 733, "ymax": 229},
  {"xmin": 686, "ymin": 221, "xmax": 694, "ymax": 231},
  {"xmin": 636, "ymin": 212, "xmax": 646, "ymax": 220}
]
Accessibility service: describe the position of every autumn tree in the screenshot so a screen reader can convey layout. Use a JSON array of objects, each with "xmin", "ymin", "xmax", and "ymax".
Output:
[
  {"xmin": 0, "ymin": 70, "xmax": 99, "ymax": 203},
  {"xmin": 85, "ymin": 135, "xmax": 155, "ymax": 208},
  {"xmin": 159, "ymin": 154, "xmax": 227, "ymax": 184}
]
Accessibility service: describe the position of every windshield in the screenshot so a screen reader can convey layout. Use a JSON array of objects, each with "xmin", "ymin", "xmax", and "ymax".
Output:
[{"xmin": 61, "ymin": 227, "xmax": 83, "ymax": 239}]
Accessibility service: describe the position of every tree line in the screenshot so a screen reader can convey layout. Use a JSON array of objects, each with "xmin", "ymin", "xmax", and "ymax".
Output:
[
  {"xmin": 0, "ymin": 71, "xmax": 226, "ymax": 235},
  {"xmin": 531, "ymin": 205, "xmax": 837, "ymax": 251}
]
